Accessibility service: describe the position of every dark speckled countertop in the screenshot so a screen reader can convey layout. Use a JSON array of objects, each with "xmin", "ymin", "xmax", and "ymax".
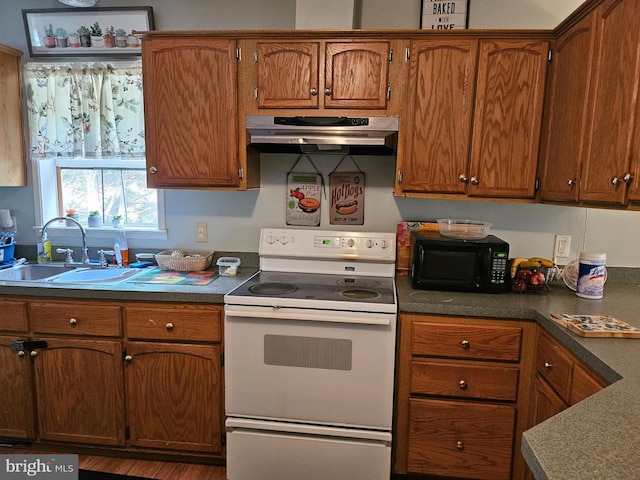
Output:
[
  {"xmin": 2, "ymin": 261, "xmax": 638, "ymax": 480},
  {"xmin": 396, "ymin": 275, "xmax": 640, "ymax": 480}
]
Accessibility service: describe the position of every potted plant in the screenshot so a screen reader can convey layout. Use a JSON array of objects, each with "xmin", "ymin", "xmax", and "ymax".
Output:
[
  {"xmin": 65, "ymin": 209, "xmax": 79, "ymax": 227},
  {"xmin": 127, "ymin": 33, "xmax": 140, "ymax": 48},
  {"xmin": 103, "ymin": 26, "xmax": 116, "ymax": 48},
  {"xmin": 77, "ymin": 26, "xmax": 91, "ymax": 47},
  {"xmin": 112, "ymin": 215, "xmax": 123, "ymax": 228},
  {"xmin": 90, "ymin": 22, "xmax": 104, "ymax": 48},
  {"xmin": 55, "ymin": 28, "xmax": 68, "ymax": 48},
  {"xmin": 44, "ymin": 24, "xmax": 56, "ymax": 48},
  {"xmin": 88, "ymin": 211, "xmax": 101, "ymax": 227},
  {"xmin": 68, "ymin": 31, "xmax": 81, "ymax": 48},
  {"xmin": 115, "ymin": 29, "xmax": 128, "ymax": 48}
]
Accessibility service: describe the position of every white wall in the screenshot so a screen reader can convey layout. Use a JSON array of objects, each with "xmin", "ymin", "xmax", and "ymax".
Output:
[{"xmin": 1, "ymin": 0, "xmax": 638, "ymax": 267}]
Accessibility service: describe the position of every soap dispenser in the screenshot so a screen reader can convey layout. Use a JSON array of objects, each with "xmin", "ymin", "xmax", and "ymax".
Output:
[{"xmin": 113, "ymin": 228, "xmax": 129, "ymax": 266}]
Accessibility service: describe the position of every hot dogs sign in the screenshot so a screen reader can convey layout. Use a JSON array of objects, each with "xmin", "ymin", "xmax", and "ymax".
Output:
[
  {"xmin": 329, "ymin": 172, "xmax": 365, "ymax": 225},
  {"xmin": 421, "ymin": 0, "xmax": 468, "ymax": 30}
]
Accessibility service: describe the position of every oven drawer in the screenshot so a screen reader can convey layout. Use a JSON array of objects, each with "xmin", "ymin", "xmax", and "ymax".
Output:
[
  {"xmin": 412, "ymin": 322, "xmax": 522, "ymax": 361},
  {"xmin": 226, "ymin": 418, "xmax": 391, "ymax": 480},
  {"xmin": 408, "ymin": 398, "xmax": 515, "ymax": 480},
  {"xmin": 410, "ymin": 359, "xmax": 519, "ymax": 401}
]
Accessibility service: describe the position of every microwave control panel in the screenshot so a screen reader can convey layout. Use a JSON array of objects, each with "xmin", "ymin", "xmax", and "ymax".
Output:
[{"xmin": 490, "ymin": 251, "xmax": 509, "ymax": 284}]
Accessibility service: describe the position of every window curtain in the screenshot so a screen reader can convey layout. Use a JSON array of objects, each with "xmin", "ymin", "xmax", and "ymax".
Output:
[{"xmin": 24, "ymin": 62, "xmax": 145, "ymax": 159}]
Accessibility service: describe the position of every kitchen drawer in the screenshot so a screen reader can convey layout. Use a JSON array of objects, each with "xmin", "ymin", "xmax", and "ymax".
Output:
[
  {"xmin": 408, "ymin": 398, "xmax": 515, "ymax": 480},
  {"xmin": 124, "ymin": 305, "xmax": 221, "ymax": 342},
  {"xmin": 412, "ymin": 322, "xmax": 522, "ymax": 362},
  {"xmin": 410, "ymin": 359, "xmax": 519, "ymax": 401},
  {"xmin": 30, "ymin": 301, "xmax": 122, "ymax": 337},
  {"xmin": 0, "ymin": 298, "xmax": 28, "ymax": 332},
  {"xmin": 536, "ymin": 330, "xmax": 573, "ymax": 402}
]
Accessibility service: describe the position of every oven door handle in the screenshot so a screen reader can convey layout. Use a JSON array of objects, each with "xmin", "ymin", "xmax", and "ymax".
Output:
[{"xmin": 224, "ymin": 305, "xmax": 394, "ymax": 326}]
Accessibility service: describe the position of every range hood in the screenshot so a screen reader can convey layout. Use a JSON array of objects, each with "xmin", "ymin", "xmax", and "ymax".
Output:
[{"xmin": 246, "ymin": 116, "xmax": 399, "ymax": 155}]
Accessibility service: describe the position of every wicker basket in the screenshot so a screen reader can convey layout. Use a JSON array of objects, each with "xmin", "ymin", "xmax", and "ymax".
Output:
[{"xmin": 155, "ymin": 250, "xmax": 214, "ymax": 272}]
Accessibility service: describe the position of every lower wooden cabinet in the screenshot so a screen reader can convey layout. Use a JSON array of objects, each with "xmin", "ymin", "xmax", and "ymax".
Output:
[
  {"xmin": 394, "ymin": 314, "xmax": 537, "ymax": 480},
  {"xmin": 33, "ymin": 338, "xmax": 126, "ymax": 446},
  {"xmin": 0, "ymin": 296, "xmax": 224, "ymax": 460}
]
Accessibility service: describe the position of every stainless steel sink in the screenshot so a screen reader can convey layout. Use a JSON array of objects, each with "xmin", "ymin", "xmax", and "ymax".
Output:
[
  {"xmin": 0, "ymin": 263, "xmax": 77, "ymax": 281},
  {"xmin": 47, "ymin": 267, "xmax": 145, "ymax": 285}
]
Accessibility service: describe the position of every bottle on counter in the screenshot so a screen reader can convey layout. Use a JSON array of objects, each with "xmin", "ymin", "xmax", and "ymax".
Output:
[
  {"xmin": 37, "ymin": 230, "xmax": 52, "ymax": 263},
  {"xmin": 114, "ymin": 228, "xmax": 129, "ymax": 266}
]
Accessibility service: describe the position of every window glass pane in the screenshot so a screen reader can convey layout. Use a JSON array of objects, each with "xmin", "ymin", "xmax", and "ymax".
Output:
[{"xmin": 60, "ymin": 168, "xmax": 158, "ymax": 227}]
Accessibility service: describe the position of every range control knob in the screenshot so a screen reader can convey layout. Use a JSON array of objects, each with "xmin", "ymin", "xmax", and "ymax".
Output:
[
  {"xmin": 347, "ymin": 239, "xmax": 356, "ymax": 248},
  {"xmin": 265, "ymin": 233, "xmax": 276, "ymax": 245},
  {"xmin": 366, "ymin": 239, "xmax": 374, "ymax": 248},
  {"xmin": 380, "ymin": 240, "xmax": 389, "ymax": 249},
  {"xmin": 280, "ymin": 235, "xmax": 289, "ymax": 245}
]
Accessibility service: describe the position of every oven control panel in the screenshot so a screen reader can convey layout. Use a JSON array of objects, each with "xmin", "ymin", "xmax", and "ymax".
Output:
[{"xmin": 259, "ymin": 228, "xmax": 396, "ymax": 261}]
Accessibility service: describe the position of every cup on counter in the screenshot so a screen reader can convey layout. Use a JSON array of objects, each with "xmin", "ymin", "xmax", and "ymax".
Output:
[{"xmin": 576, "ymin": 252, "xmax": 606, "ymax": 299}]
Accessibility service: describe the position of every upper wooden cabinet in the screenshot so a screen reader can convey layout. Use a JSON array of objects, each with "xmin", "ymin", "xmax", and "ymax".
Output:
[
  {"xmin": 142, "ymin": 37, "xmax": 248, "ymax": 189},
  {"xmin": 0, "ymin": 43, "xmax": 26, "ymax": 187},
  {"xmin": 468, "ymin": 39, "xmax": 548, "ymax": 198},
  {"xmin": 255, "ymin": 41, "xmax": 391, "ymax": 110},
  {"xmin": 541, "ymin": 0, "xmax": 640, "ymax": 206},
  {"xmin": 396, "ymin": 38, "xmax": 478, "ymax": 195},
  {"xmin": 396, "ymin": 38, "xmax": 548, "ymax": 200}
]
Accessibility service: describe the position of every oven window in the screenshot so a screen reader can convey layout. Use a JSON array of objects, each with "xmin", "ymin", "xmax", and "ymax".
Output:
[
  {"xmin": 264, "ymin": 335, "xmax": 352, "ymax": 371},
  {"xmin": 424, "ymin": 250, "xmax": 476, "ymax": 281}
]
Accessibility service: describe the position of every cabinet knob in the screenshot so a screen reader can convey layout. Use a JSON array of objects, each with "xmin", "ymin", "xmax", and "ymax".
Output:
[
  {"xmin": 124, "ymin": 355, "xmax": 133, "ymax": 363},
  {"xmin": 30, "ymin": 350, "xmax": 38, "ymax": 358},
  {"xmin": 324, "ymin": 88, "xmax": 332, "ymax": 96},
  {"xmin": 611, "ymin": 176, "xmax": 620, "ymax": 185},
  {"xmin": 69, "ymin": 318, "xmax": 77, "ymax": 326},
  {"xmin": 458, "ymin": 380, "xmax": 468, "ymax": 390},
  {"xmin": 470, "ymin": 176, "xmax": 479, "ymax": 185},
  {"xmin": 310, "ymin": 88, "xmax": 318, "ymax": 96},
  {"xmin": 149, "ymin": 166, "xmax": 157, "ymax": 174},
  {"xmin": 17, "ymin": 350, "xmax": 25, "ymax": 357},
  {"xmin": 456, "ymin": 441, "xmax": 464, "ymax": 451},
  {"xmin": 544, "ymin": 362, "xmax": 553, "ymax": 370},
  {"xmin": 623, "ymin": 173, "xmax": 633, "ymax": 184},
  {"xmin": 461, "ymin": 339, "xmax": 470, "ymax": 350},
  {"xmin": 165, "ymin": 322, "xmax": 174, "ymax": 331},
  {"xmin": 459, "ymin": 174, "xmax": 468, "ymax": 183},
  {"xmin": 567, "ymin": 179, "xmax": 576, "ymax": 186}
]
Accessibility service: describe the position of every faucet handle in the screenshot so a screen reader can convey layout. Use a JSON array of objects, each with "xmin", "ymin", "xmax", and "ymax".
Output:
[
  {"xmin": 97, "ymin": 249, "xmax": 115, "ymax": 268},
  {"xmin": 56, "ymin": 248, "xmax": 74, "ymax": 264}
]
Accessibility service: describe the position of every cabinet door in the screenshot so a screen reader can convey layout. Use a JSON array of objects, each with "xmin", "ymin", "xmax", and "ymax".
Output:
[
  {"xmin": 469, "ymin": 40, "xmax": 548, "ymax": 198},
  {"xmin": 257, "ymin": 41, "xmax": 319, "ymax": 109},
  {"xmin": 324, "ymin": 41, "xmax": 390, "ymax": 109},
  {"xmin": 531, "ymin": 374, "xmax": 567, "ymax": 426},
  {"xmin": 539, "ymin": 14, "xmax": 596, "ymax": 202},
  {"xmin": 580, "ymin": 0, "xmax": 640, "ymax": 204},
  {"xmin": 143, "ymin": 37, "xmax": 239, "ymax": 188},
  {"xmin": 397, "ymin": 38, "xmax": 478, "ymax": 195},
  {"xmin": 0, "ymin": 336, "xmax": 35, "ymax": 439},
  {"xmin": 0, "ymin": 44, "xmax": 26, "ymax": 187},
  {"xmin": 126, "ymin": 342, "xmax": 222, "ymax": 453},
  {"xmin": 33, "ymin": 338, "xmax": 126, "ymax": 446}
]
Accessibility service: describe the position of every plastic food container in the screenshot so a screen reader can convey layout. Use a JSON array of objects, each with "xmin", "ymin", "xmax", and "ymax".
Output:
[
  {"xmin": 436, "ymin": 219, "xmax": 492, "ymax": 240},
  {"xmin": 217, "ymin": 257, "xmax": 241, "ymax": 276}
]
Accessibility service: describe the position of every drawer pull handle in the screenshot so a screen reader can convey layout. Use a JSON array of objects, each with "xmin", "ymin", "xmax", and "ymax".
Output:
[
  {"xmin": 544, "ymin": 362, "xmax": 553, "ymax": 370},
  {"xmin": 459, "ymin": 380, "xmax": 468, "ymax": 390},
  {"xmin": 461, "ymin": 340, "xmax": 470, "ymax": 350},
  {"xmin": 69, "ymin": 318, "xmax": 77, "ymax": 326},
  {"xmin": 30, "ymin": 351, "xmax": 38, "ymax": 358},
  {"xmin": 456, "ymin": 441, "xmax": 464, "ymax": 451},
  {"xmin": 165, "ymin": 322, "xmax": 174, "ymax": 331},
  {"xmin": 124, "ymin": 355, "xmax": 133, "ymax": 363}
]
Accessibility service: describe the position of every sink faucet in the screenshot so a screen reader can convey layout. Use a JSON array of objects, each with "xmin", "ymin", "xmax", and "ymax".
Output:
[{"xmin": 42, "ymin": 216, "xmax": 90, "ymax": 264}]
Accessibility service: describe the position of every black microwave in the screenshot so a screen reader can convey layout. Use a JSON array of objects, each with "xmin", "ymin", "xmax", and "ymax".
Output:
[{"xmin": 410, "ymin": 231, "xmax": 510, "ymax": 293}]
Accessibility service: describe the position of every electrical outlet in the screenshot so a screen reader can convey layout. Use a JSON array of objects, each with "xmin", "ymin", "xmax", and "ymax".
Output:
[
  {"xmin": 194, "ymin": 222, "xmax": 208, "ymax": 243},
  {"xmin": 554, "ymin": 234, "xmax": 571, "ymax": 258}
]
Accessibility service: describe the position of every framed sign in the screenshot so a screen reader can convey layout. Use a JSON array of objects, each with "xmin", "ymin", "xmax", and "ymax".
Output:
[
  {"xmin": 421, "ymin": 0, "xmax": 469, "ymax": 30},
  {"xmin": 22, "ymin": 7, "xmax": 154, "ymax": 57}
]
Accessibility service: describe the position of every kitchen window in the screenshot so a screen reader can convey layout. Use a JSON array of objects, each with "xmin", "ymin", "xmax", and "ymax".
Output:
[{"xmin": 24, "ymin": 61, "xmax": 166, "ymax": 239}]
